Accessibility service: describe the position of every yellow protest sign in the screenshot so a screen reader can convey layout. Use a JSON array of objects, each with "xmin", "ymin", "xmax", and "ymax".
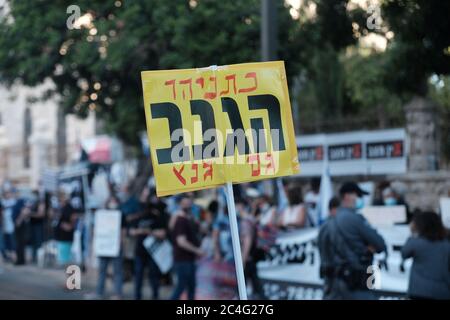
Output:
[{"xmin": 141, "ymin": 61, "xmax": 299, "ymax": 196}]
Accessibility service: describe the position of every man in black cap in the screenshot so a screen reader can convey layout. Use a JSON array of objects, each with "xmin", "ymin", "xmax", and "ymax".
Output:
[{"xmin": 318, "ymin": 182, "xmax": 386, "ymax": 300}]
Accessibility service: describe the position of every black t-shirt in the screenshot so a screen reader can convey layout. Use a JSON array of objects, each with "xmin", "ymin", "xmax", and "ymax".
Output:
[
  {"xmin": 29, "ymin": 202, "xmax": 45, "ymax": 226},
  {"xmin": 172, "ymin": 215, "xmax": 200, "ymax": 263},
  {"xmin": 134, "ymin": 203, "xmax": 169, "ymax": 258},
  {"xmin": 54, "ymin": 203, "xmax": 76, "ymax": 242}
]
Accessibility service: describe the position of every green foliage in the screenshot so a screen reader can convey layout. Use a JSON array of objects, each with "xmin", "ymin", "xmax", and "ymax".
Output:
[
  {"xmin": 344, "ymin": 51, "xmax": 403, "ymax": 127},
  {"xmin": 313, "ymin": 0, "xmax": 356, "ymax": 51},
  {"xmin": 429, "ymin": 76, "xmax": 450, "ymax": 112},
  {"xmin": 0, "ymin": 0, "xmax": 448, "ymax": 146},
  {"xmin": 295, "ymin": 0, "xmax": 449, "ymax": 133},
  {"xmin": 429, "ymin": 76, "xmax": 450, "ymax": 163},
  {"xmin": 293, "ymin": 0, "xmax": 356, "ymax": 132},
  {"xmin": 381, "ymin": 0, "xmax": 450, "ymax": 95},
  {"xmin": 0, "ymin": 0, "xmax": 301, "ymax": 145},
  {"xmin": 297, "ymin": 47, "xmax": 345, "ymax": 129}
]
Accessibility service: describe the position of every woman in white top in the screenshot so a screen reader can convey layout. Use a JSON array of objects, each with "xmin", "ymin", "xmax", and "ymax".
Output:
[
  {"xmin": 254, "ymin": 195, "xmax": 277, "ymax": 227},
  {"xmin": 278, "ymin": 184, "xmax": 307, "ymax": 230}
]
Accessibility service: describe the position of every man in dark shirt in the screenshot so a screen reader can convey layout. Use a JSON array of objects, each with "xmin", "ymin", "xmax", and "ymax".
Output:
[
  {"xmin": 130, "ymin": 189, "xmax": 169, "ymax": 300},
  {"xmin": 170, "ymin": 195, "xmax": 204, "ymax": 300}
]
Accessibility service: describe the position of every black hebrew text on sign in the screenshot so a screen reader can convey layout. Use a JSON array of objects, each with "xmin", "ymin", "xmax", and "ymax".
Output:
[
  {"xmin": 150, "ymin": 94, "xmax": 286, "ymax": 164},
  {"xmin": 328, "ymin": 143, "xmax": 362, "ymax": 161},
  {"xmin": 298, "ymin": 146, "xmax": 324, "ymax": 162},
  {"xmin": 366, "ymin": 141, "xmax": 403, "ymax": 159}
]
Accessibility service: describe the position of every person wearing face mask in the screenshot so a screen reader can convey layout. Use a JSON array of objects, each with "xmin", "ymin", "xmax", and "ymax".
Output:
[
  {"xmin": 86, "ymin": 195, "xmax": 126, "ymax": 300},
  {"xmin": 382, "ymin": 187, "xmax": 398, "ymax": 206},
  {"xmin": 381, "ymin": 186, "xmax": 412, "ymax": 224},
  {"xmin": 170, "ymin": 195, "xmax": 204, "ymax": 300},
  {"xmin": 130, "ymin": 187, "xmax": 169, "ymax": 300},
  {"xmin": 317, "ymin": 182, "xmax": 386, "ymax": 299}
]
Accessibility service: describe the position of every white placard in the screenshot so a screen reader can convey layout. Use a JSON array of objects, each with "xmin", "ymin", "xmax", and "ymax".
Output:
[
  {"xmin": 143, "ymin": 236, "xmax": 173, "ymax": 274},
  {"xmin": 439, "ymin": 198, "xmax": 450, "ymax": 229},
  {"xmin": 93, "ymin": 210, "xmax": 122, "ymax": 257},
  {"xmin": 361, "ymin": 205, "xmax": 406, "ymax": 226}
]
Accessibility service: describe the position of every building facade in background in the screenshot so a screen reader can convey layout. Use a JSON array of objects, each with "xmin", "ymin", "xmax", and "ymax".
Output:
[{"xmin": 0, "ymin": 81, "xmax": 96, "ymax": 188}]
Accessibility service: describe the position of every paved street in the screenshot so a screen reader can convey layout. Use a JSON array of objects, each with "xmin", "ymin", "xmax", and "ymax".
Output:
[
  {"xmin": 0, "ymin": 262, "xmax": 172, "ymax": 300},
  {"xmin": 0, "ymin": 263, "xmax": 86, "ymax": 299}
]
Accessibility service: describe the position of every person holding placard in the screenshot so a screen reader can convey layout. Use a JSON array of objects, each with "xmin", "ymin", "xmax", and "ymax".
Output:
[
  {"xmin": 130, "ymin": 187, "xmax": 169, "ymax": 300},
  {"xmin": 93, "ymin": 195, "xmax": 126, "ymax": 300},
  {"xmin": 376, "ymin": 184, "xmax": 411, "ymax": 223}
]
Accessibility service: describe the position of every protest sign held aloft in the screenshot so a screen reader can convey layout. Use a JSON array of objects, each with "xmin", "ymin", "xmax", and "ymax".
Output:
[{"xmin": 141, "ymin": 61, "xmax": 299, "ymax": 196}]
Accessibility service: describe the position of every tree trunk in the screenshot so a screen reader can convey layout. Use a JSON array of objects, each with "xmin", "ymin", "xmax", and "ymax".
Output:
[{"xmin": 376, "ymin": 103, "xmax": 387, "ymax": 128}]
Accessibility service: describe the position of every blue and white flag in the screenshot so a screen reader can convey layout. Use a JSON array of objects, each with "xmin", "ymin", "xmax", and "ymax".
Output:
[{"xmin": 318, "ymin": 160, "xmax": 333, "ymax": 224}]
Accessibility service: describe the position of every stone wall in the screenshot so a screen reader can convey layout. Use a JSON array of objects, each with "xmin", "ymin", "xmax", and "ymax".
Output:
[
  {"xmin": 405, "ymin": 96, "xmax": 439, "ymax": 172},
  {"xmin": 393, "ymin": 96, "xmax": 449, "ymax": 212},
  {"xmin": 389, "ymin": 171, "xmax": 450, "ymax": 212}
]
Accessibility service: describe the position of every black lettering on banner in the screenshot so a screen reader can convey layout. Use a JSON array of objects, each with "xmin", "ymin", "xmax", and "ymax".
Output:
[
  {"xmin": 248, "ymin": 94, "xmax": 286, "ymax": 151},
  {"xmin": 366, "ymin": 141, "xmax": 403, "ymax": 159},
  {"xmin": 190, "ymin": 100, "xmax": 218, "ymax": 160},
  {"xmin": 328, "ymin": 143, "xmax": 362, "ymax": 161},
  {"xmin": 222, "ymin": 97, "xmax": 251, "ymax": 156},
  {"xmin": 298, "ymin": 146, "xmax": 323, "ymax": 162},
  {"xmin": 150, "ymin": 102, "xmax": 190, "ymax": 164}
]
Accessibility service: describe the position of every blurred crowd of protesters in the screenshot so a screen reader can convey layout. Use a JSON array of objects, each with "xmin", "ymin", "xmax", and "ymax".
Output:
[
  {"xmin": 0, "ymin": 177, "xmax": 449, "ymax": 300},
  {"xmin": 0, "ymin": 185, "xmax": 47, "ymax": 266},
  {"xmin": 318, "ymin": 182, "xmax": 450, "ymax": 300}
]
